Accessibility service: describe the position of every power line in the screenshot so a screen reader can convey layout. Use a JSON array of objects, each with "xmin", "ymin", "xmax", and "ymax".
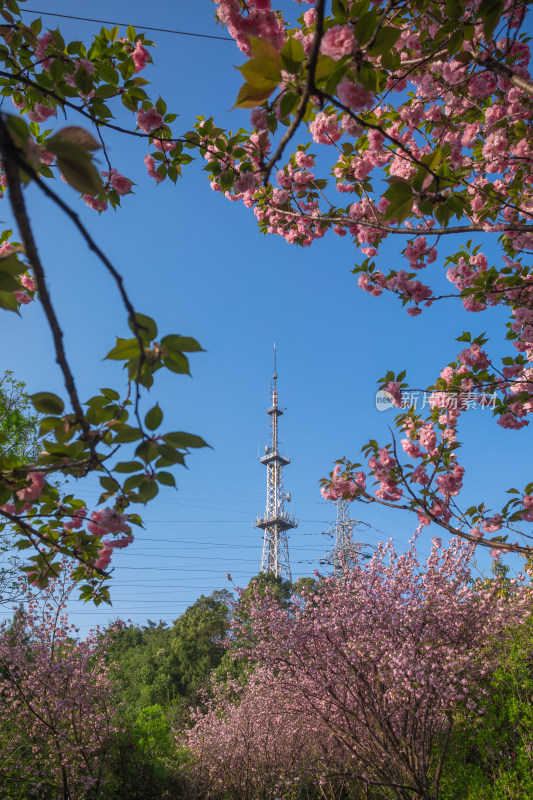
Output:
[{"xmin": 23, "ymin": 9, "xmax": 233, "ymax": 41}]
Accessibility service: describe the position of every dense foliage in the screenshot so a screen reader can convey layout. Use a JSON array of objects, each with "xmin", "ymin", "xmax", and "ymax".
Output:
[
  {"xmin": 106, "ymin": 590, "xmax": 231, "ymax": 715},
  {"xmin": 0, "ymin": 0, "xmax": 208, "ymax": 601},
  {"xmin": 0, "ymin": 371, "xmax": 38, "ymax": 603}
]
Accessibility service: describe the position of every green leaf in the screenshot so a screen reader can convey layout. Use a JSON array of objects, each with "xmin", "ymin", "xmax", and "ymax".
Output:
[
  {"xmin": 163, "ymin": 431, "xmax": 209, "ymax": 449},
  {"xmin": 100, "ymin": 475, "xmax": 119, "ymax": 492},
  {"xmin": 4, "ymin": 114, "xmax": 30, "ymax": 143},
  {"xmin": 238, "ymin": 57, "xmax": 281, "ymax": 89},
  {"xmin": 0, "ymin": 272, "xmax": 20, "ymax": 292},
  {"xmin": 105, "ymin": 337, "xmax": 141, "ymax": 360},
  {"xmin": 435, "ymin": 202, "xmax": 451, "ymax": 228},
  {"xmin": 219, "ymin": 168, "xmax": 235, "ymax": 191},
  {"xmin": 98, "ymin": 62, "xmax": 119, "ymax": 84},
  {"xmin": 135, "ymin": 439, "xmax": 158, "ymax": 463},
  {"xmin": 113, "ymin": 461, "xmax": 144, "ymax": 473},
  {"xmin": 156, "ymin": 445, "xmax": 186, "ymax": 466},
  {"xmin": 48, "ymin": 127, "xmax": 100, "ymax": 152},
  {"xmin": 123, "ymin": 474, "xmax": 144, "ymax": 492},
  {"xmin": 381, "ymin": 49, "xmax": 401, "ymax": 71},
  {"xmin": 56, "ymin": 153, "xmax": 104, "ymax": 196},
  {"xmin": 0, "ymin": 290, "xmax": 21, "ymax": 312},
  {"xmin": 155, "ymin": 96, "xmax": 167, "ymax": 116},
  {"xmin": 160, "ymin": 334, "xmax": 203, "ymax": 353},
  {"xmin": 138, "ymin": 478, "xmax": 159, "ymax": 503},
  {"xmin": 30, "ymin": 392, "xmax": 65, "ymax": 415},
  {"xmin": 314, "ymin": 54, "xmax": 337, "ymax": 84},
  {"xmin": 233, "ymin": 81, "xmax": 277, "ymax": 109},
  {"xmin": 249, "ymin": 36, "xmax": 281, "ymax": 65},
  {"xmin": 367, "ymin": 26, "xmax": 402, "ymax": 55},
  {"xmin": 354, "ymin": 9, "xmax": 378, "ymax": 46},
  {"xmin": 383, "ymin": 181, "xmax": 414, "ymax": 223},
  {"xmin": 280, "ymin": 36, "xmax": 305, "ymax": 73},
  {"xmin": 162, "ymin": 353, "xmax": 190, "ymax": 375},
  {"xmin": 280, "ymin": 92, "xmax": 299, "ymax": 118},
  {"xmin": 324, "ymin": 59, "xmax": 350, "ymax": 94},
  {"xmin": 145, "ymin": 404, "xmax": 163, "ymax": 431},
  {"xmin": 129, "ymin": 312, "xmax": 157, "ymax": 343},
  {"xmin": 445, "ymin": 0, "xmax": 463, "ymax": 17},
  {"xmin": 94, "ymin": 84, "xmax": 118, "ymax": 100},
  {"xmin": 447, "ymin": 29, "xmax": 464, "ymax": 55},
  {"xmin": 332, "ymin": 0, "xmax": 348, "ymax": 16},
  {"xmin": 100, "ymin": 387, "xmax": 120, "ymax": 401},
  {"xmin": 454, "ymin": 50, "xmax": 473, "ymax": 63},
  {"xmin": 478, "ymin": 0, "xmax": 504, "ymax": 39},
  {"xmin": 156, "ymin": 471, "xmax": 176, "ymax": 487},
  {"xmin": 111, "ymin": 424, "xmax": 143, "ymax": 443}
]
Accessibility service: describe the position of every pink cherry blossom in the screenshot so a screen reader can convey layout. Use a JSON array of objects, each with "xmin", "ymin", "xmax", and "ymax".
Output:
[
  {"xmin": 337, "ymin": 79, "xmax": 375, "ymax": 111},
  {"xmin": 132, "ymin": 40, "xmax": 150, "ymax": 72},
  {"xmin": 320, "ymin": 25, "xmax": 355, "ymax": 60},
  {"xmin": 83, "ymin": 194, "xmax": 108, "ymax": 212},
  {"xmin": 144, "ymin": 154, "xmax": 164, "ymax": 183},
  {"xmin": 136, "ymin": 107, "xmax": 163, "ymax": 133},
  {"xmin": 16, "ymin": 471, "xmax": 45, "ymax": 502},
  {"xmin": 102, "ymin": 168, "xmax": 133, "ymax": 196}
]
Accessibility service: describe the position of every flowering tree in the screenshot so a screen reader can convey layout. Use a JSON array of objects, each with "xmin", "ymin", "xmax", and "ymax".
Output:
[
  {"xmin": 192, "ymin": 0, "xmax": 533, "ymax": 557},
  {"xmin": 0, "ymin": 0, "xmax": 215, "ymax": 599},
  {"xmin": 0, "ymin": 571, "xmax": 124, "ymax": 798},
  {"xmin": 186, "ymin": 669, "xmax": 344, "ymax": 800},
  {"xmin": 189, "ymin": 538, "xmax": 532, "ymax": 800}
]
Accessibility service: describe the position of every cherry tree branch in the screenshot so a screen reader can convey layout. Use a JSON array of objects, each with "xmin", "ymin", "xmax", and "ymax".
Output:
[
  {"xmin": 261, "ymin": 0, "xmax": 325, "ymax": 185},
  {"xmin": 0, "ymin": 68, "xmax": 224, "ymax": 156},
  {"xmin": 0, "ymin": 116, "xmax": 88, "ymax": 436},
  {"xmin": 263, "ymin": 203, "xmax": 533, "ymax": 235},
  {"xmin": 354, "ymin": 488, "xmax": 532, "ymax": 555},
  {"xmin": 482, "ymin": 54, "xmax": 533, "ymax": 95}
]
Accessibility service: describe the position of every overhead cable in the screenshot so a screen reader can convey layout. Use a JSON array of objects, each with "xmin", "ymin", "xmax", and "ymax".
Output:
[{"xmin": 23, "ymin": 9, "xmax": 233, "ymax": 41}]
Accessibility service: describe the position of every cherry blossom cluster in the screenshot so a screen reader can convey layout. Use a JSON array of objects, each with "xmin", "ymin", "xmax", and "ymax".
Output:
[
  {"xmin": 186, "ymin": 668, "xmax": 339, "ymax": 799},
  {"xmin": 202, "ymin": 0, "xmax": 533, "ymax": 556},
  {"xmin": 215, "ymin": 0, "xmax": 286, "ymax": 56},
  {"xmin": 0, "ymin": 572, "xmax": 124, "ymax": 796},
  {"xmin": 189, "ymin": 537, "xmax": 531, "ymax": 798},
  {"xmin": 320, "ymin": 330, "xmax": 533, "ymax": 555}
]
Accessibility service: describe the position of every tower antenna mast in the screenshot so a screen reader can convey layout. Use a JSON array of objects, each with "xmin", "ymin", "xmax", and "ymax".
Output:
[
  {"xmin": 322, "ymin": 498, "xmax": 373, "ymax": 578},
  {"xmin": 254, "ymin": 345, "xmax": 297, "ymax": 581}
]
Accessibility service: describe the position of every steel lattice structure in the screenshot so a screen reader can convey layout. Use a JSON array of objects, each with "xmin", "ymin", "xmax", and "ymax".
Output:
[
  {"xmin": 323, "ymin": 498, "xmax": 371, "ymax": 578},
  {"xmin": 253, "ymin": 349, "xmax": 297, "ymax": 581}
]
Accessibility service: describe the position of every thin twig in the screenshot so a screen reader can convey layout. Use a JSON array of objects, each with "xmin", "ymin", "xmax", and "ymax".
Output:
[{"xmin": 0, "ymin": 116, "xmax": 88, "ymax": 435}]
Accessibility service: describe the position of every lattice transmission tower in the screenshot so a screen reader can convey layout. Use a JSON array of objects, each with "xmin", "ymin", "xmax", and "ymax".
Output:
[
  {"xmin": 253, "ymin": 347, "xmax": 298, "ymax": 581},
  {"xmin": 322, "ymin": 498, "xmax": 372, "ymax": 578}
]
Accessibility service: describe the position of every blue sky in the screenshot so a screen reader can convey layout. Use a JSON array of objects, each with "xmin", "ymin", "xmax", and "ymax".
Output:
[{"xmin": 0, "ymin": 1, "xmax": 530, "ymax": 632}]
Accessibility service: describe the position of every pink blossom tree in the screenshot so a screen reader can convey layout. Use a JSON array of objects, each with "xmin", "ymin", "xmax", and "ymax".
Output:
[
  {"xmin": 193, "ymin": 0, "xmax": 533, "ymax": 559},
  {"xmin": 189, "ymin": 537, "xmax": 532, "ymax": 800},
  {"xmin": 0, "ymin": 570, "xmax": 124, "ymax": 798},
  {"xmin": 185, "ymin": 672, "xmax": 325, "ymax": 799}
]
